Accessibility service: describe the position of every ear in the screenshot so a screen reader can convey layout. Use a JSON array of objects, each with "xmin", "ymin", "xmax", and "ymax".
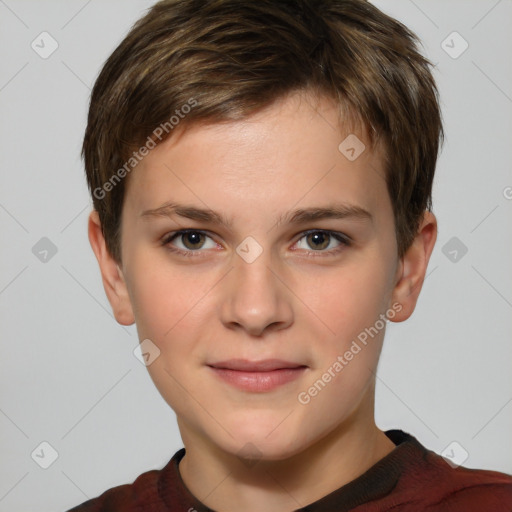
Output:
[
  {"xmin": 390, "ymin": 211, "xmax": 437, "ymax": 322},
  {"xmin": 88, "ymin": 210, "xmax": 135, "ymax": 326}
]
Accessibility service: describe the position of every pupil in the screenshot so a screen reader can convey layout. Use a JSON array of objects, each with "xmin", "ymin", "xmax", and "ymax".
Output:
[
  {"xmin": 308, "ymin": 232, "xmax": 329, "ymax": 250},
  {"xmin": 184, "ymin": 232, "xmax": 203, "ymax": 249}
]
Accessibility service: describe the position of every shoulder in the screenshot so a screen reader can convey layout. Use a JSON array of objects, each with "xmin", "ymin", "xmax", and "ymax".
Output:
[
  {"xmin": 424, "ymin": 464, "xmax": 512, "ymax": 511},
  {"xmin": 66, "ymin": 468, "xmax": 161, "ymax": 512},
  {"xmin": 65, "ymin": 449, "xmax": 186, "ymax": 512},
  {"xmin": 387, "ymin": 431, "xmax": 512, "ymax": 511}
]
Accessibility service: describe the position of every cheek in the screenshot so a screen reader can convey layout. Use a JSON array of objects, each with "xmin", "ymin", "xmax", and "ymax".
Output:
[
  {"xmin": 129, "ymin": 279, "xmax": 177, "ymax": 340},
  {"xmin": 125, "ymin": 250, "xmax": 206, "ymax": 341},
  {"xmin": 299, "ymin": 260, "xmax": 392, "ymax": 347},
  {"xmin": 295, "ymin": 268, "xmax": 388, "ymax": 418},
  {"xmin": 126, "ymin": 259, "xmax": 211, "ymax": 409}
]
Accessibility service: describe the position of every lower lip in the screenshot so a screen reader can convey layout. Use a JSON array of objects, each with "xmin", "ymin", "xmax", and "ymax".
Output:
[{"xmin": 209, "ymin": 367, "xmax": 307, "ymax": 392}]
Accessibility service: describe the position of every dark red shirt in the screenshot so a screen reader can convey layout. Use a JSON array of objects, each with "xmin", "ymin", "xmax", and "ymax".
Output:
[{"xmin": 67, "ymin": 430, "xmax": 512, "ymax": 511}]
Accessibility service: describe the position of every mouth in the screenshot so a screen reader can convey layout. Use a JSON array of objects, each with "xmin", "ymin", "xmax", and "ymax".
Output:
[{"xmin": 207, "ymin": 359, "xmax": 308, "ymax": 392}]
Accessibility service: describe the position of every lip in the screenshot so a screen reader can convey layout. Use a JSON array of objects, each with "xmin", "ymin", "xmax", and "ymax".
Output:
[{"xmin": 207, "ymin": 359, "xmax": 307, "ymax": 392}]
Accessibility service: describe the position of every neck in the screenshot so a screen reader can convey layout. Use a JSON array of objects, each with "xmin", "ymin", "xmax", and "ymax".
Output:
[{"xmin": 177, "ymin": 405, "xmax": 396, "ymax": 512}]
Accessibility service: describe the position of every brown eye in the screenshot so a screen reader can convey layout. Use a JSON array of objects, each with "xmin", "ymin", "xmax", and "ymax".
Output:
[
  {"xmin": 294, "ymin": 230, "xmax": 350, "ymax": 254},
  {"xmin": 305, "ymin": 231, "xmax": 331, "ymax": 250},
  {"xmin": 181, "ymin": 231, "xmax": 206, "ymax": 250},
  {"xmin": 163, "ymin": 230, "xmax": 218, "ymax": 253}
]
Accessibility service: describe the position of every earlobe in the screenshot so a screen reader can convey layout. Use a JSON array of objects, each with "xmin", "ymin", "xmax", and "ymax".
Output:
[
  {"xmin": 88, "ymin": 210, "xmax": 135, "ymax": 326},
  {"xmin": 390, "ymin": 211, "xmax": 437, "ymax": 323}
]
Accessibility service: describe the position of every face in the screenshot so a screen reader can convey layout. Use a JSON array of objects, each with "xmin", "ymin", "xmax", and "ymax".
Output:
[{"xmin": 91, "ymin": 91, "xmax": 432, "ymax": 461}]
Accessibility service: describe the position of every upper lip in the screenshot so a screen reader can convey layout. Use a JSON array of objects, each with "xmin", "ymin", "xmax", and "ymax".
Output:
[{"xmin": 208, "ymin": 359, "xmax": 307, "ymax": 372}]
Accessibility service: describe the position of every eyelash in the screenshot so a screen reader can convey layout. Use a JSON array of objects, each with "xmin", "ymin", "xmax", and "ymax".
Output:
[{"xmin": 161, "ymin": 229, "xmax": 351, "ymax": 258}]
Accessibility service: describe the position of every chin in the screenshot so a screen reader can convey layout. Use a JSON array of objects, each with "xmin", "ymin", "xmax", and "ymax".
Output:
[
  {"xmin": 216, "ymin": 414, "xmax": 315, "ymax": 462},
  {"xmin": 225, "ymin": 437, "xmax": 305, "ymax": 463}
]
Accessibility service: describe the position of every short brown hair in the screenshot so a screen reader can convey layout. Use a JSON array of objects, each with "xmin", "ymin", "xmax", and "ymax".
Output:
[{"xmin": 83, "ymin": 0, "xmax": 443, "ymax": 263}]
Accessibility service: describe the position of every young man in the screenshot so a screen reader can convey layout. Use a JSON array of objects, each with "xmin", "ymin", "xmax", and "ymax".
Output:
[{"xmin": 70, "ymin": 0, "xmax": 512, "ymax": 510}]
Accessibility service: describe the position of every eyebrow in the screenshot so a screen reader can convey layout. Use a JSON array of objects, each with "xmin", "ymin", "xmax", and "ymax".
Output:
[{"xmin": 140, "ymin": 202, "xmax": 372, "ymax": 227}]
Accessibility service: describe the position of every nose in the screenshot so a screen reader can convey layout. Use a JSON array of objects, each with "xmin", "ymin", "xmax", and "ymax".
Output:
[{"xmin": 219, "ymin": 252, "xmax": 294, "ymax": 337}]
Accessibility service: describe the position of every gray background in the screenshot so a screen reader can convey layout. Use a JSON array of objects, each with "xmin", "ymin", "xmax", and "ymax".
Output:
[{"xmin": 0, "ymin": 0, "xmax": 511, "ymax": 510}]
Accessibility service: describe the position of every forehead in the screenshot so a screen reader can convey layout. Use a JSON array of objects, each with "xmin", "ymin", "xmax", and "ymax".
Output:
[{"xmin": 123, "ymin": 92, "xmax": 390, "ymax": 224}]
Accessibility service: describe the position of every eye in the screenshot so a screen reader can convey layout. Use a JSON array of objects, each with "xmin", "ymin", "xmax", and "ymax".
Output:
[
  {"xmin": 163, "ymin": 230, "xmax": 218, "ymax": 253},
  {"xmin": 162, "ymin": 229, "xmax": 350, "ymax": 258},
  {"xmin": 294, "ymin": 230, "xmax": 350, "ymax": 254}
]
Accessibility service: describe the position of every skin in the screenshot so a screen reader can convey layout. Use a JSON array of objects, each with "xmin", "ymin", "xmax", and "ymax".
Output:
[{"xmin": 89, "ymin": 91, "xmax": 437, "ymax": 512}]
